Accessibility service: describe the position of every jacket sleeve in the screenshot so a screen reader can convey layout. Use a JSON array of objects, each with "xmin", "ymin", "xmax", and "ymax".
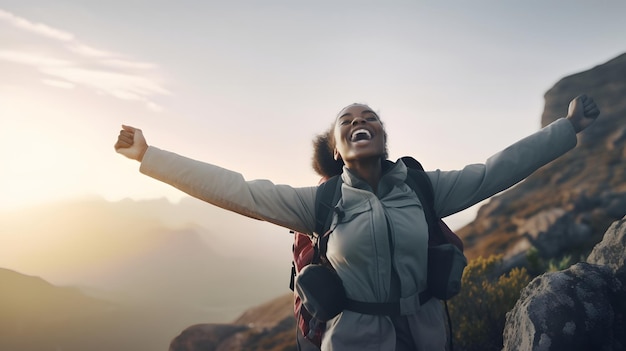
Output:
[
  {"xmin": 139, "ymin": 148, "xmax": 318, "ymax": 234},
  {"xmin": 428, "ymin": 118, "xmax": 578, "ymax": 218}
]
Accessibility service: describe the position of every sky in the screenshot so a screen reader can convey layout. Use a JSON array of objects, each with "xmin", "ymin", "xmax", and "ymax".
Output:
[{"xmin": 1, "ymin": 0, "xmax": 625, "ymax": 229}]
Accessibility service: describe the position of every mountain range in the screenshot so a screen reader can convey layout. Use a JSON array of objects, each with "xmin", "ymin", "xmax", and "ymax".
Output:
[{"xmin": 0, "ymin": 196, "xmax": 295, "ymax": 350}]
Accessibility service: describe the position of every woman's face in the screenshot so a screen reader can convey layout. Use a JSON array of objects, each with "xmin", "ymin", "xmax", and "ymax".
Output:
[{"xmin": 333, "ymin": 104, "xmax": 386, "ymax": 164}]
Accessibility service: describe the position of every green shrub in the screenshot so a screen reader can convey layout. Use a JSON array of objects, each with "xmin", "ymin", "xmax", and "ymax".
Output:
[
  {"xmin": 447, "ymin": 255, "xmax": 530, "ymax": 351},
  {"xmin": 526, "ymin": 245, "xmax": 576, "ymax": 276}
]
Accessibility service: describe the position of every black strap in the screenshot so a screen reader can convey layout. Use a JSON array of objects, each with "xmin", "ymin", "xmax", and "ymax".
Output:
[
  {"xmin": 344, "ymin": 290, "xmax": 432, "ymax": 316},
  {"xmin": 313, "ymin": 175, "xmax": 343, "ymax": 264},
  {"xmin": 345, "ymin": 299, "xmax": 400, "ymax": 316},
  {"xmin": 404, "ymin": 164, "xmax": 448, "ymax": 246},
  {"xmin": 314, "ymin": 175, "xmax": 342, "ymax": 236}
]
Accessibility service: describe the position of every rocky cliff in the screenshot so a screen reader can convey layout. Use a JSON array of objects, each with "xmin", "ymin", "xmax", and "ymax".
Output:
[{"xmin": 459, "ymin": 53, "xmax": 626, "ymax": 269}]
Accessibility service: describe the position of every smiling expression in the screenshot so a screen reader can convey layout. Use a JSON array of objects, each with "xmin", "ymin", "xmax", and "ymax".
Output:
[{"xmin": 333, "ymin": 104, "xmax": 386, "ymax": 164}]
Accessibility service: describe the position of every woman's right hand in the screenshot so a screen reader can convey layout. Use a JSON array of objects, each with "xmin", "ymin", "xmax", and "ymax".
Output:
[{"xmin": 114, "ymin": 125, "xmax": 148, "ymax": 162}]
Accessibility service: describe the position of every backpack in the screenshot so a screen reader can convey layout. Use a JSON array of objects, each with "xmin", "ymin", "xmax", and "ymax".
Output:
[{"xmin": 289, "ymin": 156, "xmax": 466, "ymax": 350}]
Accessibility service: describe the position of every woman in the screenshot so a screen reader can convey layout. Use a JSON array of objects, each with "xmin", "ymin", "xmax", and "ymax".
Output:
[{"xmin": 115, "ymin": 95, "xmax": 600, "ymax": 351}]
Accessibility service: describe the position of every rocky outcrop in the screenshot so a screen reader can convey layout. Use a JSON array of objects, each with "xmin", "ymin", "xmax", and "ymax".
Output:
[
  {"xmin": 541, "ymin": 53, "xmax": 626, "ymax": 140},
  {"xmin": 517, "ymin": 208, "xmax": 593, "ymax": 257},
  {"xmin": 459, "ymin": 53, "xmax": 626, "ymax": 269},
  {"xmin": 168, "ymin": 294, "xmax": 295, "ymax": 351},
  {"xmin": 502, "ymin": 218, "xmax": 626, "ymax": 351},
  {"xmin": 169, "ymin": 324, "xmax": 249, "ymax": 351}
]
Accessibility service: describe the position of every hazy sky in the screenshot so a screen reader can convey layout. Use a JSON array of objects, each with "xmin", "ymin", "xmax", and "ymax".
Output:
[{"xmin": 1, "ymin": 0, "xmax": 625, "ymax": 228}]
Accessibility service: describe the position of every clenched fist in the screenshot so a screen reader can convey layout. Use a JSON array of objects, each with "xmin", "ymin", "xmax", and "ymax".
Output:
[
  {"xmin": 566, "ymin": 94, "xmax": 601, "ymax": 133},
  {"xmin": 114, "ymin": 125, "xmax": 148, "ymax": 161}
]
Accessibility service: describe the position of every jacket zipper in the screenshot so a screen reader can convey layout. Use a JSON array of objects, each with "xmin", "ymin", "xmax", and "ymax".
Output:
[{"xmin": 384, "ymin": 210, "xmax": 401, "ymax": 301}]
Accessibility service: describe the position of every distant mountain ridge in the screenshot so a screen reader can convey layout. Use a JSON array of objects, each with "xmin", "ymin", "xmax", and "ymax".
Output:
[
  {"xmin": 1, "ymin": 195, "xmax": 298, "ymax": 350},
  {"xmin": 0, "ymin": 196, "xmax": 293, "ymax": 321},
  {"xmin": 0, "ymin": 267, "xmax": 111, "ymax": 319},
  {"xmin": 0, "ymin": 268, "xmax": 147, "ymax": 351},
  {"xmin": 0, "ymin": 267, "xmax": 243, "ymax": 351}
]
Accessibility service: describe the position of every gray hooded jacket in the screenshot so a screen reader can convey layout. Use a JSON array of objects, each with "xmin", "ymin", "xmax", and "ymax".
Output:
[{"xmin": 139, "ymin": 118, "xmax": 577, "ymax": 350}]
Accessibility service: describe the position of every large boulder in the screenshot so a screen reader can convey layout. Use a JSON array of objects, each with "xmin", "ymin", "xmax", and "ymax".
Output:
[{"xmin": 502, "ymin": 218, "xmax": 626, "ymax": 350}]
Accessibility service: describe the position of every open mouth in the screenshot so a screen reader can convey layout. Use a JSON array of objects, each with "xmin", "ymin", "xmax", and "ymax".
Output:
[{"xmin": 350, "ymin": 129, "xmax": 372, "ymax": 142}]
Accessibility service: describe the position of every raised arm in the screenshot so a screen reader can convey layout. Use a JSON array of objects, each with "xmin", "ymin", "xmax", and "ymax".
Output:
[
  {"xmin": 429, "ymin": 94, "xmax": 600, "ymax": 218},
  {"xmin": 114, "ymin": 125, "xmax": 317, "ymax": 234}
]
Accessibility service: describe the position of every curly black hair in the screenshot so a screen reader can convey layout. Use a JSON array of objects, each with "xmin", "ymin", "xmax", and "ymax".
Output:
[{"xmin": 311, "ymin": 125, "xmax": 344, "ymax": 179}]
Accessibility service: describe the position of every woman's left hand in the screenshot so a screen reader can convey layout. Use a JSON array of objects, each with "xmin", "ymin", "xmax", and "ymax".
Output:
[{"xmin": 566, "ymin": 94, "xmax": 601, "ymax": 133}]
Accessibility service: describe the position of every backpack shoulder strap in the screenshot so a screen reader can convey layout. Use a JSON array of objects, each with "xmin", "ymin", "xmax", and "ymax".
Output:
[
  {"xmin": 313, "ymin": 175, "xmax": 343, "ymax": 264},
  {"xmin": 289, "ymin": 175, "xmax": 342, "ymax": 290},
  {"xmin": 401, "ymin": 157, "xmax": 433, "ymax": 204},
  {"xmin": 402, "ymin": 156, "xmax": 464, "ymax": 250},
  {"xmin": 314, "ymin": 174, "xmax": 343, "ymax": 236},
  {"xmin": 401, "ymin": 156, "xmax": 434, "ymax": 207},
  {"xmin": 401, "ymin": 157, "xmax": 441, "ymax": 244}
]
